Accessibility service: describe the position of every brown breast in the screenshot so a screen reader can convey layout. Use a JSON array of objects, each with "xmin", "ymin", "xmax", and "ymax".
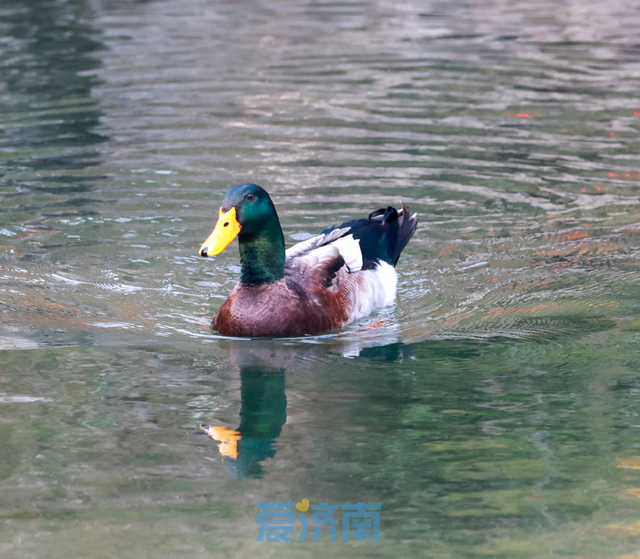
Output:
[{"xmin": 213, "ymin": 273, "xmax": 357, "ymax": 337}]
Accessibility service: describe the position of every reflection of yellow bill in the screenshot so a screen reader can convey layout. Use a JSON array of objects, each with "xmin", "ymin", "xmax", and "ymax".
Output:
[
  {"xmin": 199, "ymin": 207, "xmax": 241, "ymax": 257},
  {"xmin": 200, "ymin": 425, "xmax": 240, "ymax": 459}
]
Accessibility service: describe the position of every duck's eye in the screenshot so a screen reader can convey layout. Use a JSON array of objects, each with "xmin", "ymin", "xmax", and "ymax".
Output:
[{"xmin": 245, "ymin": 193, "xmax": 255, "ymax": 201}]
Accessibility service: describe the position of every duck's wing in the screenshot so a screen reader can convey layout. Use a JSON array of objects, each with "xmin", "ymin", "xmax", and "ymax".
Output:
[
  {"xmin": 284, "ymin": 202, "xmax": 417, "ymax": 286},
  {"xmin": 286, "ymin": 228, "xmax": 363, "ymax": 273}
]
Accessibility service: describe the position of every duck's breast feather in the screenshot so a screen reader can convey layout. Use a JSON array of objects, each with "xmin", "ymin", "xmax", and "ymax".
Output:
[{"xmin": 213, "ymin": 278, "xmax": 348, "ymax": 337}]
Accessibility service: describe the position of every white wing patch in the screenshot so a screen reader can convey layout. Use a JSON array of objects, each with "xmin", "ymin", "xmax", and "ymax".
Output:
[
  {"xmin": 329, "ymin": 234, "xmax": 362, "ymax": 273},
  {"xmin": 286, "ymin": 228, "xmax": 362, "ymax": 274},
  {"xmin": 285, "ymin": 227, "xmax": 350, "ymax": 260}
]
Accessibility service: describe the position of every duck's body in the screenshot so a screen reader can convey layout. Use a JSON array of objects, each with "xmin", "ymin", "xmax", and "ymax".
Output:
[
  {"xmin": 199, "ymin": 184, "xmax": 417, "ymax": 338},
  {"xmin": 213, "ymin": 255, "xmax": 397, "ymax": 338}
]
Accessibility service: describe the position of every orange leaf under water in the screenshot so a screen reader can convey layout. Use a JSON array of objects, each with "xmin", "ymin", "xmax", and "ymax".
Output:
[{"xmin": 618, "ymin": 457, "xmax": 640, "ymax": 469}]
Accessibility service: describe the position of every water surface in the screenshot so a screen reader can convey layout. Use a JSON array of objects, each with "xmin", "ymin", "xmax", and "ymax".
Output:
[{"xmin": 2, "ymin": 0, "xmax": 640, "ymax": 557}]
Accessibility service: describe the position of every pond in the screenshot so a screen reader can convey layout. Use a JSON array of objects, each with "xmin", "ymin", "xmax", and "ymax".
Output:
[{"xmin": 2, "ymin": 0, "xmax": 640, "ymax": 557}]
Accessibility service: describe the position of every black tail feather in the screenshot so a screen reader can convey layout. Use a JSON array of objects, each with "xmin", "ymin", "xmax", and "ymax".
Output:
[
  {"xmin": 326, "ymin": 203, "xmax": 417, "ymax": 269},
  {"xmin": 393, "ymin": 202, "xmax": 418, "ymax": 265}
]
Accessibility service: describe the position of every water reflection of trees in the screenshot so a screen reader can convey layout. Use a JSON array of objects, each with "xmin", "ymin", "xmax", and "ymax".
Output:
[
  {"xmin": 197, "ymin": 330, "xmax": 640, "ymax": 557},
  {"xmin": 0, "ymin": 0, "xmax": 105, "ymax": 201}
]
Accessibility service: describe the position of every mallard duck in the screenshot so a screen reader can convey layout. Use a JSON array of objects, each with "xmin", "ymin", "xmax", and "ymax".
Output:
[{"xmin": 199, "ymin": 184, "xmax": 417, "ymax": 337}]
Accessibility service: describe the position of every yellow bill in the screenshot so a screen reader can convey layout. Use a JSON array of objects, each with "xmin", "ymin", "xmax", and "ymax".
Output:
[{"xmin": 199, "ymin": 207, "xmax": 241, "ymax": 257}]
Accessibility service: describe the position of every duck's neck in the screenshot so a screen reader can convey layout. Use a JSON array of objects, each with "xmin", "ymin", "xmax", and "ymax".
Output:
[{"xmin": 238, "ymin": 223, "xmax": 285, "ymax": 286}]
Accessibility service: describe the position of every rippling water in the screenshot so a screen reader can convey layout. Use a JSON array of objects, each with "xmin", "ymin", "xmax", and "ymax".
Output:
[{"xmin": 3, "ymin": 0, "xmax": 640, "ymax": 557}]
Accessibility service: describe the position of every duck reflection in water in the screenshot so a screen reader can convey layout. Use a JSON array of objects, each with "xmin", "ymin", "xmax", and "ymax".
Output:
[
  {"xmin": 200, "ymin": 336, "xmax": 412, "ymax": 478},
  {"xmin": 201, "ymin": 340, "xmax": 288, "ymax": 478}
]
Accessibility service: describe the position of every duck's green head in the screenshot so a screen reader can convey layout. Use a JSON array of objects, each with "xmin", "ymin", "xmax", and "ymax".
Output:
[
  {"xmin": 199, "ymin": 184, "xmax": 285, "ymax": 284},
  {"xmin": 199, "ymin": 184, "xmax": 281, "ymax": 257}
]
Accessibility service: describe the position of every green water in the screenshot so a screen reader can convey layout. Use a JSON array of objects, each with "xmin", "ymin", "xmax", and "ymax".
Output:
[{"xmin": 3, "ymin": 0, "xmax": 640, "ymax": 557}]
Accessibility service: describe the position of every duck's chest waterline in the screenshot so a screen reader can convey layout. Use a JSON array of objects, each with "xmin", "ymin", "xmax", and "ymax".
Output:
[{"xmin": 212, "ymin": 278, "xmax": 351, "ymax": 337}]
